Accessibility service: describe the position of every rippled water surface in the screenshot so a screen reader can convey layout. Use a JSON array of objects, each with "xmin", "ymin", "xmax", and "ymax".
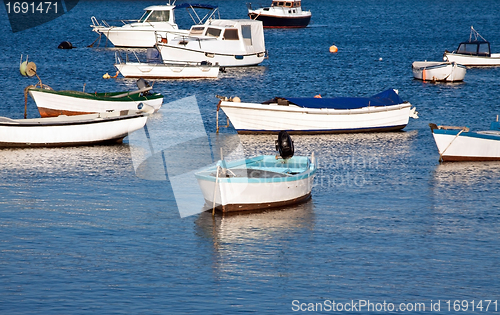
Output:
[{"xmin": 1, "ymin": 0, "xmax": 500, "ymax": 314}]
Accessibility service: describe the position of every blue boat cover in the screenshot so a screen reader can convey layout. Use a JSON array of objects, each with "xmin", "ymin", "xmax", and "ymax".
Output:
[
  {"xmin": 283, "ymin": 89, "xmax": 404, "ymax": 109},
  {"xmin": 174, "ymin": 3, "xmax": 218, "ymax": 10}
]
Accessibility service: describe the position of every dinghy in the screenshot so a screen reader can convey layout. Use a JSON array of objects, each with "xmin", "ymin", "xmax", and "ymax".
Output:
[
  {"xmin": 195, "ymin": 131, "xmax": 316, "ymax": 213},
  {"xmin": 430, "ymin": 118, "xmax": 500, "ymax": 161},
  {"xmin": 216, "ymin": 89, "xmax": 418, "ymax": 134},
  {"xmin": 412, "ymin": 61, "xmax": 466, "ymax": 82}
]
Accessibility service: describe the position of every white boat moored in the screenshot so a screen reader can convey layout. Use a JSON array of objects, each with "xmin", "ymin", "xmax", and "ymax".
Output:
[
  {"xmin": 248, "ymin": 0, "xmax": 311, "ymax": 28},
  {"xmin": 412, "ymin": 61, "xmax": 466, "ymax": 82},
  {"xmin": 430, "ymin": 119, "xmax": 500, "ymax": 162},
  {"xmin": 443, "ymin": 26, "xmax": 500, "ymax": 66},
  {"xmin": 0, "ymin": 108, "xmax": 151, "ymax": 148},
  {"xmin": 114, "ymin": 49, "xmax": 219, "ymax": 79},
  {"xmin": 195, "ymin": 132, "xmax": 316, "ymax": 213},
  {"xmin": 217, "ymin": 89, "xmax": 418, "ymax": 134},
  {"xmin": 156, "ymin": 19, "xmax": 267, "ymax": 67}
]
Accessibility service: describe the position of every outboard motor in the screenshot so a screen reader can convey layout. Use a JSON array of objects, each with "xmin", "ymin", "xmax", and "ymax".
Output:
[
  {"xmin": 136, "ymin": 78, "xmax": 151, "ymax": 96},
  {"xmin": 276, "ymin": 130, "xmax": 294, "ymax": 159}
]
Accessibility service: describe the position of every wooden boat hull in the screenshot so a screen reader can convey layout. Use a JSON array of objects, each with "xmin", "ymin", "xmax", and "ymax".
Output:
[
  {"xmin": 219, "ymin": 101, "xmax": 415, "ymax": 134},
  {"xmin": 444, "ymin": 52, "xmax": 500, "ymax": 66},
  {"xmin": 195, "ymin": 155, "xmax": 316, "ymax": 213},
  {"xmin": 29, "ymin": 88, "xmax": 163, "ymax": 118},
  {"xmin": 114, "ymin": 61, "xmax": 219, "ymax": 79},
  {"xmin": 0, "ymin": 111, "xmax": 148, "ymax": 148},
  {"xmin": 430, "ymin": 124, "xmax": 500, "ymax": 161},
  {"xmin": 412, "ymin": 61, "xmax": 466, "ymax": 82}
]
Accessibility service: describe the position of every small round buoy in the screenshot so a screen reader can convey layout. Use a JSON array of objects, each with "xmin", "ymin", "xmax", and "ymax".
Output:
[
  {"xmin": 232, "ymin": 96, "xmax": 241, "ymax": 103},
  {"xmin": 19, "ymin": 61, "xmax": 28, "ymax": 76},
  {"xmin": 329, "ymin": 45, "xmax": 338, "ymax": 53},
  {"xmin": 103, "ymin": 73, "xmax": 111, "ymax": 79},
  {"xmin": 379, "ymin": 57, "xmax": 383, "ymax": 61},
  {"xmin": 314, "ymin": 94, "xmax": 322, "ymax": 98},
  {"xmin": 58, "ymin": 41, "xmax": 75, "ymax": 49}
]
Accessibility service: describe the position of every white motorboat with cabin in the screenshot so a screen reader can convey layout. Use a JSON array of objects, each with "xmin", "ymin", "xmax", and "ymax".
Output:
[
  {"xmin": 90, "ymin": 2, "xmax": 218, "ymax": 48},
  {"xmin": 216, "ymin": 89, "xmax": 418, "ymax": 134},
  {"xmin": 248, "ymin": 0, "xmax": 311, "ymax": 28},
  {"xmin": 156, "ymin": 19, "xmax": 266, "ymax": 67},
  {"xmin": 443, "ymin": 26, "xmax": 500, "ymax": 66},
  {"xmin": 412, "ymin": 61, "xmax": 466, "ymax": 82}
]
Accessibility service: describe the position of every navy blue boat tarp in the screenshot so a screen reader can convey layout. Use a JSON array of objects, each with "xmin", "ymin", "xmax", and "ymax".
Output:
[
  {"xmin": 174, "ymin": 3, "xmax": 218, "ymax": 10},
  {"xmin": 281, "ymin": 89, "xmax": 405, "ymax": 110}
]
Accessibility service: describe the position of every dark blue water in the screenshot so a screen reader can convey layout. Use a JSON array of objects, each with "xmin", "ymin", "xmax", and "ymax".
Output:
[{"xmin": 1, "ymin": 1, "xmax": 500, "ymax": 314}]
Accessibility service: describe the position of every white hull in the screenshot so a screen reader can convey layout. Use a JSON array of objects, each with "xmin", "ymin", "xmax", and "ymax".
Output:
[
  {"xmin": 157, "ymin": 43, "xmax": 265, "ymax": 67},
  {"xmin": 114, "ymin": 61, "xmax": 219, "ymax": 79},
  {"xmin": 29, "ymin": 89, "xmax": 163, "ymax": 117},
  {"xmin": 444, "ymin": 52, "xmax": 500, "ymax": 66},
  {"xmin": 195, "ymin": 155, "xmax": 316, "ymax": 212},
  {"xmin": 93, "ymin": 26, "xmax": 187, "ymax": 48},
  {"xmin": 220, "ymin": 101, "xmax": 415, "ymax": 134},
  {"xmin": 431, "ymin": 127, "xmax": 500, "ymax": 161},
  {"xmin": 0, "ymin": 111, "xmax": 148, "ymax": 147},
  {"xmin": 412, "ymin": 61, "xmax": 466, "ymax": 82}
]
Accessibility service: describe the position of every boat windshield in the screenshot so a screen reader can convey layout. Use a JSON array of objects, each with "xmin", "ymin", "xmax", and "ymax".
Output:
[
  {"xmin": 271, "ymin": 1, "xmax": 299, "ymax": 7},
  {"xmin": 457, "ymin": 41, "xmax": 490, "ymax": 56},
  {"xmin": 146, "ymin": 10, "xmax": 170, "ymax": 22},
  {"xmin": 139, "ymin": 10, "xmax": 151, "ymax": 23}
]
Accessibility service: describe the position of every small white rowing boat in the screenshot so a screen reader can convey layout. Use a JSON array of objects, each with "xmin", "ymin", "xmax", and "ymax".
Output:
[
  {"xmin": 412, "ymin": 61, "xmax": 466, "ymax": 82},
  {"xmin": 430, "ymin": 118, "xmax": 500, "ymax": 161},
  {"xmin": 0, "ymin": 108, "xmax": 151, "ymax": 148}
]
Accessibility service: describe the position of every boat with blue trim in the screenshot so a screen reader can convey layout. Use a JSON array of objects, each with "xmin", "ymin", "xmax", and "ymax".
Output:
[
  {"xmin": 195, "ymin": 132, "xmax": 316, "ymax": 213},
  {"xmin": 248, "ymin": 0, "xmax": 311, "ymax": 28},
  {"xmin": 430, "ymin": 118, "xmax": 500, "ymax": 161},
  {"xmin": 217, "ymin": 89, "xmax": 418, "ymax": 134}
]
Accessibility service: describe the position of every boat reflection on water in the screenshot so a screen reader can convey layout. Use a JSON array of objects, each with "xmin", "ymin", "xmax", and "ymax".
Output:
[{"xmin": 195, "ymin": 198, "xmax": 315, "ymax": 243}]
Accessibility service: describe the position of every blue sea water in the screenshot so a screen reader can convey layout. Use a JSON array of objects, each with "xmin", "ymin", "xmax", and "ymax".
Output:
[{"xmin": 1, "ymin": 0, "xmax": 500, "ymax": 314}]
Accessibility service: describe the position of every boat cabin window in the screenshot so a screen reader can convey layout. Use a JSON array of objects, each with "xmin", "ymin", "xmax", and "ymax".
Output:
[
  {"xmin": 272, "ymin": 1, "xmax": 285, "ymax": 7},
  {"xmin": 223, "ymin": 29, "xmax": 239, "ymax": 40},
  {"xmin": 205, "ymin": 27, "xmax": 222, "ymax": 38},
  {"xmin": 295, "ymin": 1, "xmax": 301, "ymax": 7},
  {"xmin": 146, "ymin": 10, "xmax": 170, "ymax": 22},
  {"xmin": 241, "ymin": 25, "xmax": 252, "ymax": 45},
  {"xmin": 457, "ymin": 43, "xmax": 479, "ymax": 55},
  {"xmin": 190, "ymin": 26, "xmax": 205, "ymax": 36},
  {"xmin": 139, "ymin": 10, "xmax": 151, "ymax": 23},
  {"xmin": 478, "ymin": 43, "xmax": 490, "ymax": 56}
]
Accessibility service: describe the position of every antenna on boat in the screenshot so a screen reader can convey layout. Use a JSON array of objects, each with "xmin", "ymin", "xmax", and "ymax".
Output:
[{"xmin": 470, "ymin": 26, "xmax": 487, "ymax": 42}]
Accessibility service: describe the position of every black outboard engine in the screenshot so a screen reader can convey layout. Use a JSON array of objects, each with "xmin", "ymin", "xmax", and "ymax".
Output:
[
  {"xmin": 276, "ymin": 130, "xmax": 294, "ymax": 159},
  {"xmin": 136, "ymin": 78, "xmax": 151, "ymax": 96}
]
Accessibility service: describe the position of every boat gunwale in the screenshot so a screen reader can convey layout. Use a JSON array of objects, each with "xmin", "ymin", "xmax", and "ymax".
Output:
[{"xmin": 28, "ymin": 88, "xmax": 164, "ymax": 102}]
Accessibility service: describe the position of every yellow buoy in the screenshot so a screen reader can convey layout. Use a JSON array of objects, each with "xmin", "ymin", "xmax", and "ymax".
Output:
[
  {"xmin": 329, "ymin": 45, "xmax": 338, "ymax": 53},
  {"xmin": 103, "ymin": 73, "xmax": 111, "ymax": 79}
]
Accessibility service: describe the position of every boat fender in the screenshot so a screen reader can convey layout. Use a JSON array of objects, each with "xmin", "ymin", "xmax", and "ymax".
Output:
[
  {"xmin": 232, "ymin": 96, "xmax": 241, "ymax": 103},
  {"xmin": 275, "ymin": 130, "xmax": 294, "ymax": 160},
  {"xmin": 58, "ymin": 41, "xmax": 75, "ymax": 49},
  {"xmin": 137, "ymin": 103, "xmax": 144, "ymax": 110}
]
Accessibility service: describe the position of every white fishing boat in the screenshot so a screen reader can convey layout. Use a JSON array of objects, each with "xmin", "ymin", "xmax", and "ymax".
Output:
[
  {"xmin": 443, "ymin": 26, "xmax": 500, "ymax": 66},
  {"xmin": 412, "ymin": 61, "xmax": 466, "ymax": 82},
  {"xmin": 216, "ymin": 89, "xmax": 418, "ymax": 134},
  {"xmin": 156, "ymin": 19, "xmax": 266, "ymax": 67},
  {"xmin": 248, "ymin": 0, "xmax": 311, "ymax": 28},
  {"xmin": 28, "ymin": 81, "xmax": 164, "ymax": 117},
  {"xmin": 114, "ymin": 49, "xmax": 219, "ymax": 79},
  {"xmin": 195, "ymin": 132, "xmax": 316, "ymax": 213},
  {"xmin": 430, "ymin": 118, "xmax": 500, "ymax": 162},
  {"xmin": 90, "ymin": 3, "xmax": 218, "ymax": 48},
  {"xmin": 0, "ymin": 108, "xmax": 151, "ymax": 148}
]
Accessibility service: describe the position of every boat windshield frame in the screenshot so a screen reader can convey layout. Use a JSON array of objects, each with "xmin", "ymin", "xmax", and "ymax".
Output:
[
  {"xmin": 456, "ymin": 40, "xmax": 491, "ymax": 57},
  {"xmin": 139, "ymin": 10, "xmax": 152, "ymax": 23}
]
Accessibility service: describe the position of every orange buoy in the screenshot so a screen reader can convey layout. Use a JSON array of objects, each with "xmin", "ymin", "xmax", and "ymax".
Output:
[
  {"xmin": 314, "ymin": 94, "xmax": 322, "ymax": 98},
  {"xmin": 329, "ymin": 45, "xmax": 338, "ymax": 53}
]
